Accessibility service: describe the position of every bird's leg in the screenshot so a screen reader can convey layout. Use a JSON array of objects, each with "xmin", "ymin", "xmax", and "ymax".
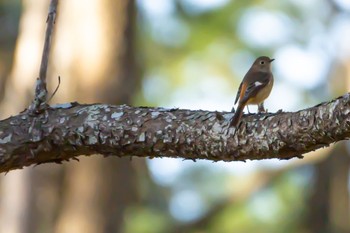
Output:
[
  {"xmin": 246, "ymin": 105, "xmax": 251, "ymax": 114},
  {"xmin": 258, "ymin": 103, "xmax": 266, "ymax": 114}
]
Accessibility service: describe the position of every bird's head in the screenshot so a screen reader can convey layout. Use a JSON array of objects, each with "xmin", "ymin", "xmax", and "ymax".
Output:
[{"xmin": 252, "ymin": 56, "xmax": 274, "ymax": 72}]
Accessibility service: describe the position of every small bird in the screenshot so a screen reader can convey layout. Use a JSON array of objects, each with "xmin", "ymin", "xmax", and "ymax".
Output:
[{"xmin": 230, "ymin": 56, "xmax": 275, "ymax": 127}]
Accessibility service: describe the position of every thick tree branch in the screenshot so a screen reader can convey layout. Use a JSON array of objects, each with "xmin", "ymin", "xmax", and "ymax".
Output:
[{"xmin": 0, "ymin": 93, "xmax": 350, "ymax": 173}]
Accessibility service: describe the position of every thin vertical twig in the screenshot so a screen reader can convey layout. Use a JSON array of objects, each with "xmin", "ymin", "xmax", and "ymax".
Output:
[
  {"xmin": 39, "ymin": 0, "xmax": 58, "ymax": 84},
  {"xmin": 29, "ymin": 0, "xmax": 59, "ymax": 112}
]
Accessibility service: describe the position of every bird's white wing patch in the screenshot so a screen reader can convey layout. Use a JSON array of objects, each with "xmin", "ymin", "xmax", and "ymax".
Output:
[{"xmin": 254, "ymin": 81, "xmax": 263, "ymax": 86}]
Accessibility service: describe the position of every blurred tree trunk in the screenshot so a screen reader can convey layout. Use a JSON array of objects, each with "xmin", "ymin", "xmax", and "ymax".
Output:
[
  {"xmin": 305, "ymin": 134, "xmax": 350, "ymax": 233},
  {"xmin": 0, "ymin": 4, "xmax": 21, "ymax": 227},
  {"xmin": 0, "ymin": 2, "xmax": 20, "ymax": 103},
  {"xmin": 53, "ymin": 1, "xmax": 140, "ymax": 233},
  {"xmin": 0, "ymin": 2, "xmax": 50, "ymax": 233},
  {"xmin": 0, "ymin": 1, "xmax": 140, "ymax": 233},
  {"xmin": 328, "ymin": 144, "xmax": 350, "ymax": 233}
]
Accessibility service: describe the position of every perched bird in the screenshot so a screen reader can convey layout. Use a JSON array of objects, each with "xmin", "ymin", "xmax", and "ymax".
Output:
[{"xmin": 230, "ymin": 56, "xmax": 274, "ymax": 127}]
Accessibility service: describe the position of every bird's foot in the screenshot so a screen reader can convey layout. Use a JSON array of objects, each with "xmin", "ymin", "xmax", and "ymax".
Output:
[{"xmin": 257, "ymin": 103, "xmax": 267, "ymax": 114}]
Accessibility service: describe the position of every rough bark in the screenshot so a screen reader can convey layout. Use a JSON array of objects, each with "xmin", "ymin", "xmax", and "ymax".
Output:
[{"xmin": 1, "ymin": 92, "xmax": 350, "ymax": 173}]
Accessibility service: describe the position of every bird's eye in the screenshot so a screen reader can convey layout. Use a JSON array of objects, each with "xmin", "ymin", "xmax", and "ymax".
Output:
[{"xmin": 260, "ymin": 61, "xmax": 265, "ymax": 65}]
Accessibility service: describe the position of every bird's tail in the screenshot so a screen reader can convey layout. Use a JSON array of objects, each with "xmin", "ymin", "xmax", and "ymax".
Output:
[{"xmin": 230, "ymin": 104, "xmax": 244, "ymax": 127}]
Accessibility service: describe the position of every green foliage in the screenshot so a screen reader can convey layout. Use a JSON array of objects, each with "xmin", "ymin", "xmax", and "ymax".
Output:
[{"xmin": 124, "ymin": 205, "xmax": 171, "ymax": 233}]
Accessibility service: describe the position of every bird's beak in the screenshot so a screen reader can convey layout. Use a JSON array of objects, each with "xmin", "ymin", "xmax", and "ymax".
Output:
[{"xmin": 269, "ymin": 58, "xmax": 275, "ymax": 62}]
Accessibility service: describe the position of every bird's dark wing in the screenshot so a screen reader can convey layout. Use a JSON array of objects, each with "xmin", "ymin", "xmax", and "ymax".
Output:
[
  {"xmin": 234, "ymin": 81, "xmax": 243, "ymax": 104},
  {"xmin": 240, "ymin": 72, "xmax": 271, "ymax": 103}
]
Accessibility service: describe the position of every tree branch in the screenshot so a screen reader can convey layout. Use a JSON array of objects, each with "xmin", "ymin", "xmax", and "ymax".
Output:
[
  {"xmin": 1, "ymin": 93, "xmax": 350, "ymax": 173},
  {"xmin": 29, "ymin": 0, "xmax": 58, "ymax": 111}
]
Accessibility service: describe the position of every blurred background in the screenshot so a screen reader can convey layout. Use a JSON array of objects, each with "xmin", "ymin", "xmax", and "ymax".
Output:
[{"xmin": 0, "ymin": 0, "xmax": 349, "ymax": 232}]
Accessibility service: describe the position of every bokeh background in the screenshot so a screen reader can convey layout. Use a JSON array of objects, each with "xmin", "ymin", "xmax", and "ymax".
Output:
[{"xmin": 0, "ymin": 0, "xmax": 350, "ymax": 232}]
